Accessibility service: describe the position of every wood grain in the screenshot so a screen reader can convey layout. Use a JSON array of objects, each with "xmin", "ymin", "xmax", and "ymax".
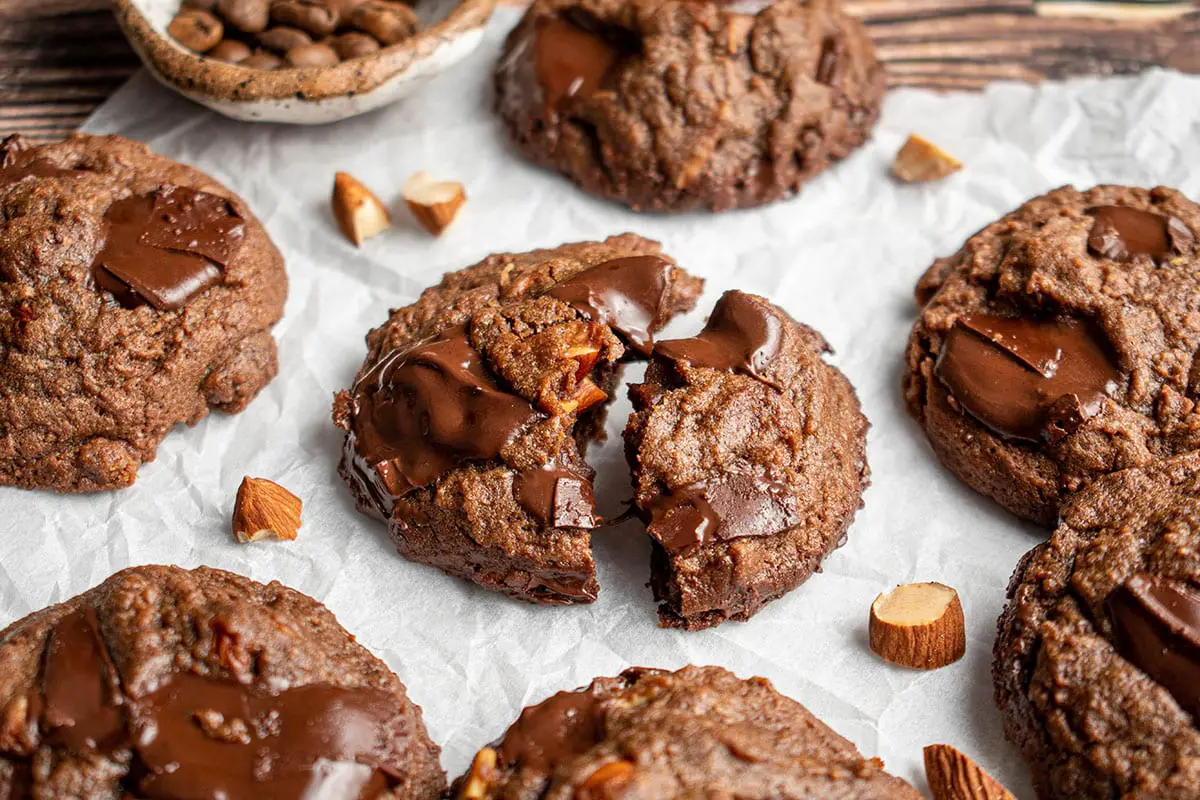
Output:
[{"xmin": 0, "ymin": 0, "xmax": 1196, "ymax": 141}]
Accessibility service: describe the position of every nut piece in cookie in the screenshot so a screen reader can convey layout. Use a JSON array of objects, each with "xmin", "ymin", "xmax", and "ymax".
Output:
[
  {"xmin": 494, "ymin": 0, "xmax": 885, "ymax": 212},
  {"xmin": 904, "ymin": 185, "xmax": 1200, "ymax": 526},
  {"xmin": 994, "ymin": 452, "xmax": 1200, "ymax": 799},
  {"xmin": 625, "ymin": 291, "xmax": 869, "ymax": 629},
  {"xmin": 333, "ymin": 235, "xmax": 702, "ymax": 604},
  {"xmin": 449, "ymin": 665, "xmax": 921, "ymax": 798},
  {"xmin": 0, "ymin": 564, "xmax": 445, "ymax": 797},
  {"xmin": 0, "ymin": 134, "xmax": 286, "ymax": 492}
]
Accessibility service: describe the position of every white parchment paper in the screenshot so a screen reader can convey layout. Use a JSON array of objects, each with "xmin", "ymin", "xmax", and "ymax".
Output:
[{"xmin": 2, "ymin": 10, "xmax": 1198, "ymax": 794}]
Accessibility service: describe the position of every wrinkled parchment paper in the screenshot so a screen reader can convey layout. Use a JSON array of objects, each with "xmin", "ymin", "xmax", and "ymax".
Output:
[{"xmin": 3, "ymin": 10, "xmax": 1198, "ymax": 793}]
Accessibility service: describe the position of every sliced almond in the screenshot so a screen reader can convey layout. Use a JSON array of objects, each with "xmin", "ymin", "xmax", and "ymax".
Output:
[
  {"xmin": 869, "ymin": 582, "xmax": 965, "ymax": 669},
  {"xmin": 232, "ymin": 477, "xmax": 302, "ymax": 543},
  {"xmin": 924, "ymin": 744, "xmax": 1015, "ymax": 800},
  {"xmin": 892, "ymin": 134, "xmax": 962, "ymax": 183},
  {"xmin": 402, "ymin": 171, "xmax": 466, "ymax": 236},
  {"xmin": 332, "ymin": 171, "xmax": 391, "ymax": 246}
]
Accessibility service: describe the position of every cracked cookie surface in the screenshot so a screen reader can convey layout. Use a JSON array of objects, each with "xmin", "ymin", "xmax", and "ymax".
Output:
[
  {"xmin": 494, "ymin": 0, "xmax": 885, "ymax": 212},
  {"xmin": 0, "ymin": 133, "xmax": 286, "ymax": 492},
  {"xmin": 0, "ymin": 564, "xmax": 444, "ymax": 798},
  {"xmin": 904, "ymin": 185, "xmax": 1200, "ymax": 526},
  {"xmin": 333, "ymin": 235, "xmax": 702, "ymax": 605},
  {"xmin": 625, "ymin": 291, "xmax": 869, "ymax": 629},
  {"xmin": 450, "ymin": 665, "xmax": 920, "ymax": 799},
  {"xmin": 994, "ymin": 453, "xmax": 1200, "ymax": 799}
]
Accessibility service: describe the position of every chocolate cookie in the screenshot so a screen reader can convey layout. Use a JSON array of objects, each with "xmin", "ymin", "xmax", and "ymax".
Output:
[
  {"xmin": 994, "ymin": 453, "xmax": 1200, "ymax": 799},
  {"xmin": 494, "ymin": 0, "xmax": 885, "ymax": 212},
  {"xmin": 625, "ymin": 291, "xmax": 868, "ymax": 629},
  {"xmin": 0, "ymin": 564, "xmax": 444, "ymax": 798},
  {"xmin": 903, "ymin": 185, "xmax": 1200, "ymax": 526},
  {"xmin": 0, "ymin": 133, "xmax": 286, "ymax": 492},
  {"xmin": 450, "ymin": 665, "xmax": 920, "ymax": 798},
  {"xmin": 333, "ymin": 235, "xmax": 702, "ymax": 604}
]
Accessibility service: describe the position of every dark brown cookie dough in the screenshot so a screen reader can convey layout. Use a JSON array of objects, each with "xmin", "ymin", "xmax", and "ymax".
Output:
[
  {"xmin": 494, "ymin": 0, "xmax": 885, "ymax": 212},
  {"xmin": 625, "ymin": 291, "xmax": 868, "ymax": 629},
  {"xmin": 333, "ymin": 235, "xmax": 702, "ymax": 605},
  {"xmin": 903, "ymin": 185, "xmax": 1200, "ymax": 526},
  {"xmin": 0, "ymin": 564, "xmax": 445, "ymax": 798},
  {"xmin": 450, "ymin": 664, "xmax": 920, "ymax": 799},
  {"xmin": 0, "ymin": 133, "xmax": 287, "ymax": 493},
  {"xmin": 994, "ymin": 453, "xmax": 1200, "ymax": 799}
]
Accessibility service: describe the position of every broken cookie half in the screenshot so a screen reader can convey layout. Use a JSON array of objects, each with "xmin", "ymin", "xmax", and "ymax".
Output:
[
  {"xmin": 333, "ymin": 235, "xmax": 702, "ymax": 604},
  {"xmin": 625, "ymin": 291, "xmax": 870, "ymax": 629}
]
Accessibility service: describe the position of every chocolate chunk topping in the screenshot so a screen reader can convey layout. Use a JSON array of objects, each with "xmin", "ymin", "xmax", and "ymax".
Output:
[
  {"xmin": 548, "ymin": 255, "xmax": 673, "ymax": 356},
  {"xmin": 647, "ymin": 473, "xmax": 799, "ymax": 554},
  {"xmin": 40, "ymin": 608, "xmax": 125, "ymax": 754},
  {"xmin": 654, "ymin": 291, "xmax": 783, "ymax": 387},
  {"xmin": 532, "ymin": 10, "xmax": 635, "ymax": 116},
  {"xmin": 350, "ymin": 324, "xmax": 541, "ymax": 498},
  {"xmin": 0, "ymin": 133, "xmax": 78, "ymax": 181},
  {"xmin": 934, "ymin": 314, "xmax": 1119, "ymax": 443},
  {"xmin": 29, "ymin": 608, "xmax": 402, "ymax": 799},
  {"xmin": 1087, "ymin": 205, "xmax": 1192, "ymax": 263},
  {"xmin": 131, "ymin": 675, "xmax": 398, "ymax": 799},
  {"xmin": 497, "ymin": 689, "xmax": 604, "ymax": 772},
  {"xmin": 514, "ymin": 466, "xmax": 598, "ymax": 529},
  {"xmin": 92, "ymin": 185, "xmax": 244, "ymax": 311},
  {"xmin": 1107, "ymin": 572, "xmax": 1200, "ymax": 722}
]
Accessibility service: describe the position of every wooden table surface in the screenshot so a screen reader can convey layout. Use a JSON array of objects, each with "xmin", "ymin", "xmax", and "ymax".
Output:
[{"xmin": 1, "ymin": 0, "xmax": 1197, "ymax": 142}]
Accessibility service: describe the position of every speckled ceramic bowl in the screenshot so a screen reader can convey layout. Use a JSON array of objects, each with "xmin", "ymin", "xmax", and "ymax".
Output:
[{"xmin": 113, "ymin": 0, "xmax": 495, "ymax": 123}]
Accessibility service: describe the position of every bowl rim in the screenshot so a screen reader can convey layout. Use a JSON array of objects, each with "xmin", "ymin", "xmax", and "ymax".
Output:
[{"xmin": 112, "ymin": 0, "xmax": 497, "ymax": 103}]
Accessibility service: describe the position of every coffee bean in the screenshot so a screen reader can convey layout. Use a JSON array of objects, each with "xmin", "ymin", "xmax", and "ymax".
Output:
[
  {"xmin": 332, "ymin": 31, "xmax": 381, "ymax": 59},
  {"xmin": 348, "ymin": 0, "xmax": 417, "ymax": 45},
  {"xmin": 241, "ymin": 50, "xmax": 283, "ymax": 69},
  {"xmin": 217, "ymin": 0, "xmax": 270, "ymax": 32},
  {"xmin": 208, "ymin": 39, "xmax": 253, "ymax": 62},
  {"xmin": 168, "ymin": 9, "xmax": 224, "ymax": 52},
  {"xmin": 284, "ymin": 42, "xmax": 341, "ymax": 67},
  {"xmin": 271, "ymin": 0, "xmax": 339, "ymax": 36},
  {"xmin": 258, "ymin": 25, "xmax": 313, "ymax": 53}
]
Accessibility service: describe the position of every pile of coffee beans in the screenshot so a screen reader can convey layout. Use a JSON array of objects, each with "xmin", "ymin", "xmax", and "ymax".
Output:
[{"xmin": 167, "ymin": 0, "xmax": 420, "ymax": 70}]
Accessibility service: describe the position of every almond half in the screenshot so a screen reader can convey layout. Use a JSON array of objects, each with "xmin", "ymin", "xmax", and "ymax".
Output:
[
  {"xmin": 924, "ymin": 744, "xmax": 1015, "ymax": 800},
  {"xmin": 892, "ymin": 134, "xmax": 962, "ymax": 183},
  {"xmin": 232, "ymin": 477, "xmax": 302, "ymax": 543},
  {"xmin": 332, "ymin": 171, "xmax": 391, "ymax": 246},
  {"xmin": 869, "ymin": 581, "xmax": 965, "ymax": 669},
  {"xmin": 402, "ymin": 171, "xmax": 466, "ymax": 236}
]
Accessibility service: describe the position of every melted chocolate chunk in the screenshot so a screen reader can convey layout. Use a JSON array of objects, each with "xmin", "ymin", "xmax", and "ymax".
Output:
[
  {"xmin": 532, "ymin": 10, "xmax": 637, "ymax": 116},
  {"xmin": 132, "ymin": 675, "xmax": 399, "ymax": 799},
  {"xmin": 93, "ymin": 186, "xmax": 244, "ymax": 311},
  {"xmin": 654, "ymin": 291, "xmax": 783, "ymax": 387},
  {"xmin": 496, "ymin": 689, "xmax": 604, "ymax": 772},
  {"xmin": 647, "ymin": 473, "xmax": 799, "ymax": 554},
  {"xmin": 548, "ymin": 256, "xmax": 673, "ymax": 356},
  {"xmin": 40, "ymin": 608, "xmax": 125, "ymax": 754},
  {"xmin": 934, "ymin": 314, "xmax": 1120, "ymax": 443},
  {"xmin": 350, "ymin": 324, "xmax": 541, "ymax": 499},
  {"xmin": 27, "ymin": 609, "xmax": 403, "ymax": 799},
  {"xmin": 0, "ymin": 133, "xmax": 79, "ymax": 182},
  {"xmin": 1108, "ymin": 573, "xmax": 1200, "ymax": 722},
  {"xmin": 514, "ymin": 466, "xmax": 598, "ymax": 529},
  {"xmin": 1087, "ymin": 205, "xmax": 1192, "ymax": 263}
]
